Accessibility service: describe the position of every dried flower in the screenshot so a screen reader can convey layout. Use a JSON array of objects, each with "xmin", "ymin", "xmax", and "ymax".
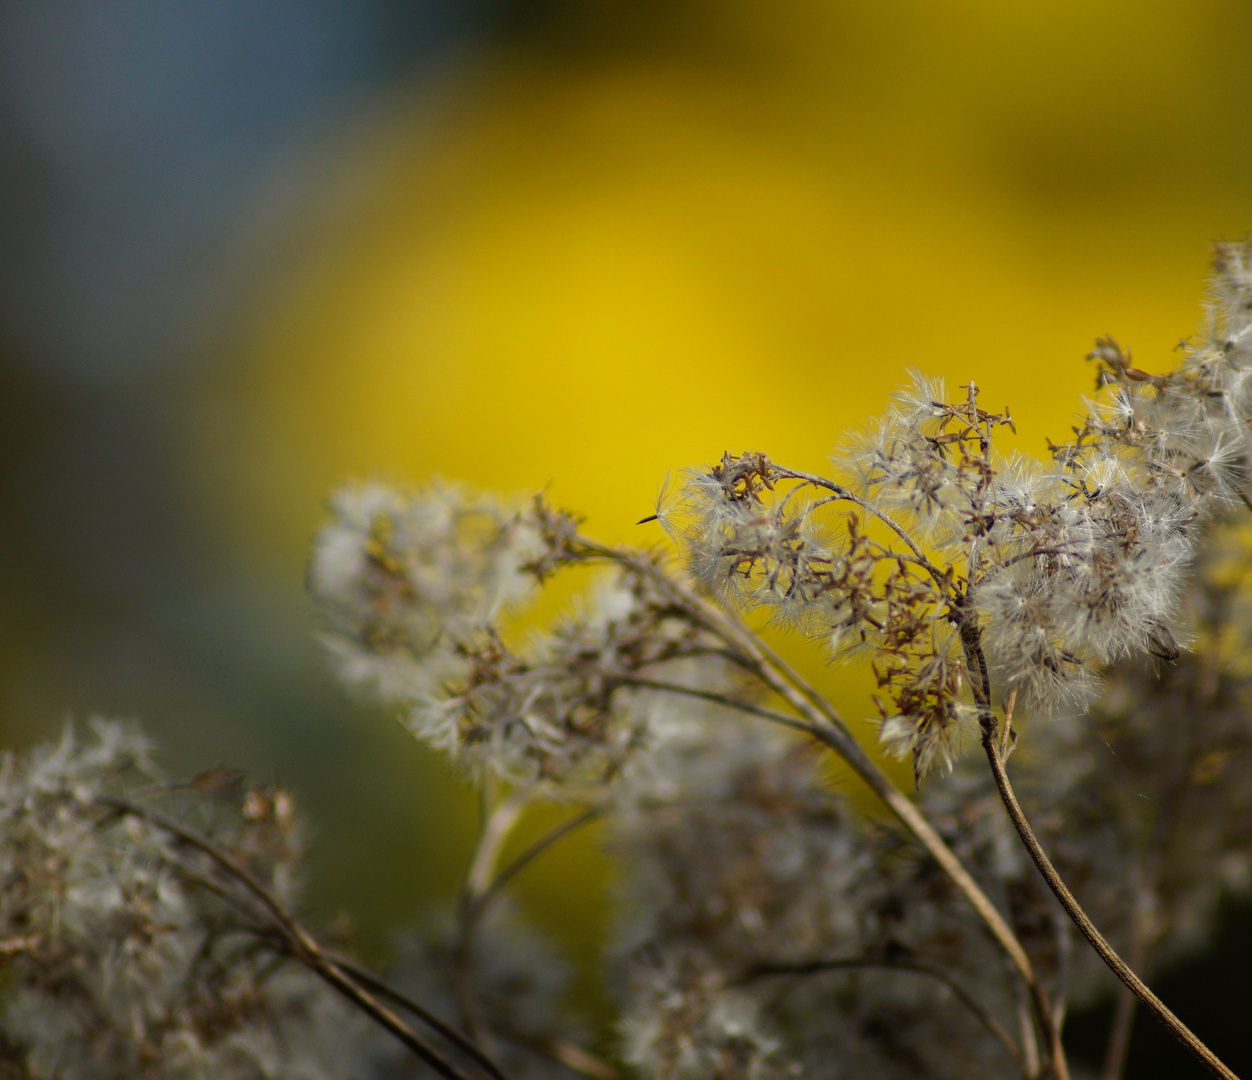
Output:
[
  {"xmin": 10, "ymin": 243, "xmax": 1252, "ymax": 1080},
  {"xmin": 0, "ymin": 722, "xmax": 367, "ymax": 1080}
]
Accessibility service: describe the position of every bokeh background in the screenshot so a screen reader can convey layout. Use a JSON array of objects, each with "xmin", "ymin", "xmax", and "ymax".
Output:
[{"xmin": 2, "ymin": 1, "xmax": 1251, "ymax": 1074}]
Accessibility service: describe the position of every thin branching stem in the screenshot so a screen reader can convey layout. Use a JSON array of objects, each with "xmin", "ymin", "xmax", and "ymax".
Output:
[
  {"xmin": 977, "ymin": 727, "xmax": 1237, "ymax": 1080},
  {"xmin": 96, "ymin": 797, "xmax": 482, "ymax": 1080},
  {"xmin": 957, "ymin": 630, "xmax": 1239, "ymax": 1080}
]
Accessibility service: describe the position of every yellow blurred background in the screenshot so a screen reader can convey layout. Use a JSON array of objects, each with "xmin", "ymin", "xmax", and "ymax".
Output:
[
  {"xmin": 3, "ymin": 1, "xmax": 1252, "ymax": 1072},
  {"xmin": 198, "ymin": 2, "xmax": 1249, "ymax": 562}
]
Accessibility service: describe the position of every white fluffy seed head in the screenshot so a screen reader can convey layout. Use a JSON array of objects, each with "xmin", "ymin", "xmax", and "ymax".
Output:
[
  {"xmin": 0, "ymin": 722, "xmax": 366, "ymax": 1080},
  {"xmin": 310, "ymin": 481, "xmax": 543, "ymax": 703}
]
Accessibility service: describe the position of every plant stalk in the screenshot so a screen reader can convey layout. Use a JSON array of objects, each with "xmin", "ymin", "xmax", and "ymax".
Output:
[{"xmin": 977, "ymin": 722, "xmax": 1237, "ymax": 1080}]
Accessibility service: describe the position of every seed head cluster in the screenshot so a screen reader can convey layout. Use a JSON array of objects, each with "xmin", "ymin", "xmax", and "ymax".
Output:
[
  {"xmin": 4, "ymin": 245, "xmax": 1252, "ymax": 1079},
  {"xmin": 655, "ymin": 247, "xmax": 1252, "ymax": 779},
  {"xmin": 0, "ymin": 722, "xmax": 367, "ymax": 1079}
]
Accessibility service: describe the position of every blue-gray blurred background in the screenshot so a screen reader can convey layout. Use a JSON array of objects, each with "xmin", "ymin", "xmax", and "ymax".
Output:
[{"xmin": 2, "ymin": 3, "xmax": 1251, "ymax": 1073}]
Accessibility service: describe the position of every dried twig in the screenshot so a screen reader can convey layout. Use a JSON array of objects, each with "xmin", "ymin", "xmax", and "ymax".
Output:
[{"xmin": 97, "ymin": 796, "xmax": 486, "ymax": 1080}]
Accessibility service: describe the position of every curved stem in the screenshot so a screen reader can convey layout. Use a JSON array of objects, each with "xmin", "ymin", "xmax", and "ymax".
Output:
[
  {"xmin": 954, "ymin": 615, "xmax": 1238, "ymax": 1080},
  {"xmin": 97, "ymin": 797, "xmax": 480, "ymax": 1080},
  {"xmin": 977, "ymin": 720, "xmax": 1237, "ymax": 1080}
]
